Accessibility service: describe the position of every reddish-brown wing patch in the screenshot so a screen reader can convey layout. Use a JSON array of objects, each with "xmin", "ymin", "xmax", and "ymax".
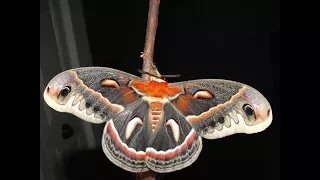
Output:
[
  {"xmin": 175, "ymin": 94, "xmax": 192, "ymax": 114},
  {"xmin": 122, "ymin": 87, "xmax": 137, "ymax": 103}
]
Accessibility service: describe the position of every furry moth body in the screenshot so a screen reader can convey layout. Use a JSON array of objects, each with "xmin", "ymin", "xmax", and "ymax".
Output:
[{"xmin": 43, "ymin": 67, "xmax": 272, "ymax": 173}]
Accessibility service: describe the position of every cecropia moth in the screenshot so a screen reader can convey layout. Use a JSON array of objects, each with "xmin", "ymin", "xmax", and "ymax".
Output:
[{"xmin": 43, "ymin": 67, "xmax": 272, "ymax": 173}]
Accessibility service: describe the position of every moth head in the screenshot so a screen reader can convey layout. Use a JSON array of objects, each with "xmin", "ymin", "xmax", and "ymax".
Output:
[
  {"xmin": 43, "ymin": 70, "xmax": 78, "ymax": 112},
  {"xmin": 239, "ymin": 87, "xmax": 273, "ymax": 127}
]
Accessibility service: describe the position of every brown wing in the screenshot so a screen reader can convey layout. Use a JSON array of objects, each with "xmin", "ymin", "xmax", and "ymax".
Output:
[{"xmin": 170, "ymin": 79, "xmax": 273, "ymax": 139}]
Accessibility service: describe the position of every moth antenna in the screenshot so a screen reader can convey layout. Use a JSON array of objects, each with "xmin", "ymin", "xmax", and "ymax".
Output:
[
  {"xmin": 137, "ymin": 69, "xmax": 162, "ymax": 79},
  {"xmin": 161, "ymin": 74, "xmax": 181, "ymax": 78},
  {"xmin": 137, "ymin": 69, "xmax": 181, "ymax": 80}
]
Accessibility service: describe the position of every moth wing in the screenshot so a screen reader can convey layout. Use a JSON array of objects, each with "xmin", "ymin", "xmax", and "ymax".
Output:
[
  {"xmin": 170, "ymin": 79, "xmax": 273, "ymax": 139},
  {"xmin": 145, "ymin": 102, "xmax": 202, "ymax": 173},
  {"xmin": 43, "ymin": 67, "xmax": 143, "ymax": 124},
  {"xmin": 102, "ymin": 98, "xmax": 150, "ymax": 172},
  {"xmin": 103, "ymin": 98, "xmax": 203, "ymax": 173}
]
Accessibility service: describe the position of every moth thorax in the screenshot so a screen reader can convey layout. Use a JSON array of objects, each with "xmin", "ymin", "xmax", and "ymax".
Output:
[{"xmin": 150, "ymin": 101, "xmax": 163, "ymax": 132}]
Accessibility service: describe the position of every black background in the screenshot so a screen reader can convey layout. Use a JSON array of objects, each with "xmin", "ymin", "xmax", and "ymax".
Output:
[{"xmin": 65, "ymin": 0, "xmax": 280, "ymax": 179}]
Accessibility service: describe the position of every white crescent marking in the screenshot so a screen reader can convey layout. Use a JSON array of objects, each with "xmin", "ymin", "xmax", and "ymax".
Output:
[
  {"xmin": 126, "ymin": 117, "xmax": 143, "ymax": 139},
  {"xmin": 166, "ymin": 119, "xmax": 180, "ymax": 142}
]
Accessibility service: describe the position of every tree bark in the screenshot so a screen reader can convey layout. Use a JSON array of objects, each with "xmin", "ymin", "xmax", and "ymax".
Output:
[{"xmin": 141, "ymin": 0, "xmax": 161, "ymax": 81}]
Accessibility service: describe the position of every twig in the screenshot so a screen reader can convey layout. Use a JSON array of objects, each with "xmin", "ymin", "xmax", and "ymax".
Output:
[
  {"xmin": 137, "ymin": 0, "xmax": 161, "ymax": 180},
  {"xmin": 136, "ymin": 170, "xmax": 158, "ymax": 180},
  {"xmin": 141, "ymin": 0, "xmax": 161, "ymax": 81}
]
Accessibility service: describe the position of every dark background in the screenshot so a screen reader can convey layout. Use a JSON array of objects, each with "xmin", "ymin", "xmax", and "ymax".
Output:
[
  {"xmin": 41, "ymin": 0, "xmax": 280, "ymax": 179},
  {"xmin": 82, "ymin": 0, "xmax": 280, "ymax": 179}
]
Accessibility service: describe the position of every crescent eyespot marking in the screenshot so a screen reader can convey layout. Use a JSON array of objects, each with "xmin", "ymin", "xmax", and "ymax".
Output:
[
  {"xmin": 71, "ymin": 71, "xmax": 124, "ymax": 112},
  {"xmin": 106, "ymin": 120, "xmax": 146, "ymax": 159},
  {"xmin": 186, "ymin": 87, "xmax": 246, "ymax": 123},
  {"xmin": 166, "ymin": 119, "xmax": 180, "ymax": 142},
  {"xmin": 126, "ymin": 117, "xmax": 143, "ymax": 139},
  {"xmin": 100, "ymin": 79, "xmax": 120, "ymax": 88},
  {"xmin": 193, "ymin": 90, "xmax": 213, "ymax": 99}
]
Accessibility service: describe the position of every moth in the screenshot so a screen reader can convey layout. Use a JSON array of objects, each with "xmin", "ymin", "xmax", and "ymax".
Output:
[{"xmin": 43, "ymin": 67, "xmax": 272, "ymax": 173}]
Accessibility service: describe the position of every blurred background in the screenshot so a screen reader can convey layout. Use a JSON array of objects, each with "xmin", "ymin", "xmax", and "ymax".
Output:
[{"xmin": 40, "ymin": 0, "xmax": 280, "ymax": 179}]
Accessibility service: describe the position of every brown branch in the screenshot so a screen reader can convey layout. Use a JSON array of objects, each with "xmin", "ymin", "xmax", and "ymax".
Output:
[
  {"xmin": 136, "ymin": 170, "xmax": 158, "ymax": 180},
  {"xmin": 137, "ymin": 0, "xmax": 161, "ymax": 179},
  {"xmin": 141, "ymin": 0, "xmax": 161, "ymax": 81}
]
